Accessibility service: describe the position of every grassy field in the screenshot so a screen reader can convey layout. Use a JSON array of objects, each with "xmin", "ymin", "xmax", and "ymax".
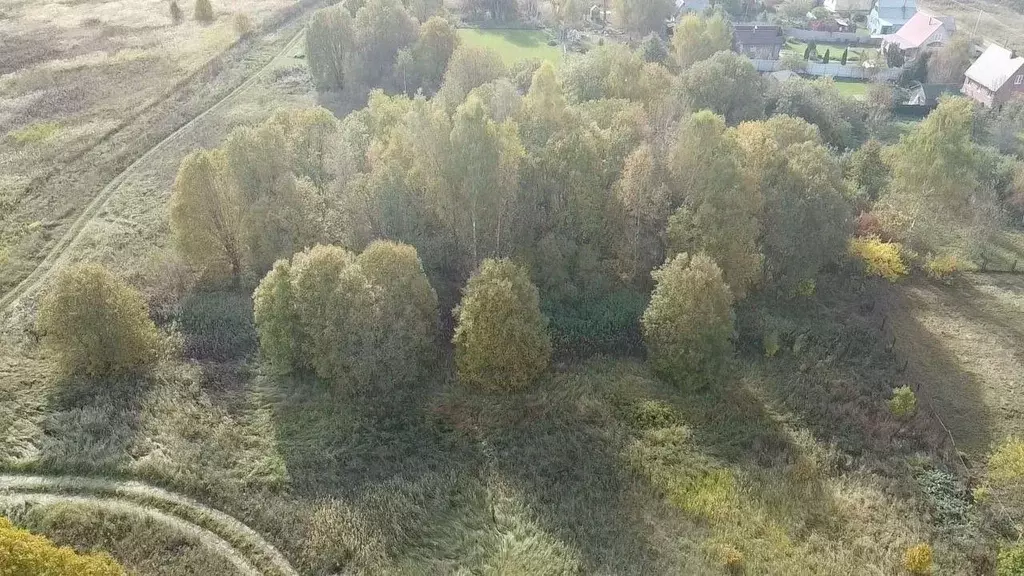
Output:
[
  {"xmin": 832, "ymin": 79, "xmax": 871, "ymax": 99},
  {"xmin": 457, "ymin": 28, "xmax": 563, "ymax": 66},
  {"xmin": 1, "ymin": 6, "xmax": 1022, "ymax": 573},
  {"xmin": 0, "ymin": 0, "xmax": 312, "ymax": 296}
]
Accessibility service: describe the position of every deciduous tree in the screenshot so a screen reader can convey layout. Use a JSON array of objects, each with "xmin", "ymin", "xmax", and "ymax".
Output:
[
  {"xmin": 170, "ymin": 149, "xmax": 243, "ymax": 280},
  {"xmin": 306, "ymin": 5, "xmax": 354, "ymax": 92},
  {"xmin": 642, "ymin": 252, "xmax": 734, "ymax": 390},
  {"xmin": 453, "ymin": 258, "xmax": 552, "ymax": 390},
  {"xmin": 678, "ymin": 51, "xmax": 765, "ymax": 124},
  {"xmin": 672, "ymin": 13, "xmax": 732, "ymax": 69},
  {"xmin": 613, "ymin": 0, "xmax": 674, "ymax": 37},
  {"xmin": 38, "ymin": 263, "xmax": 161, "ymax": 377}
]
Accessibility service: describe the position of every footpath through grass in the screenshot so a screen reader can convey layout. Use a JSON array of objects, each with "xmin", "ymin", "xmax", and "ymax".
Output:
[{"xmin": 457, "ymin": 28, "xmax": 563, "ymax": 66}]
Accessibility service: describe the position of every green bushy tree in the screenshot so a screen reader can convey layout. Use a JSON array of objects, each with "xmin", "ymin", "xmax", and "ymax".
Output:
[
  {"xmin": 37, "ymin": 263, "xmax": 161, "ymax": 377},
  {"xmin": 672, "ymin": 13, "xmax": 732, "ymax": 69},
  {"xmin": 254, "ymin": 242, "xmax": 438, "ymax": 385},
  {"xmin": 613, "ymin": 0, "xmax": 673, "ymax": 36},
  {"xmin": 678, "ymin": 51, "xmax": 765, "ymax": 124},
  {"xmin": 643, "ymin": 253, "xmax": 734, "ymax": 390},
  {"xmin": 194, "ymin": 0, "xmax": 214, "ymax": 22},
  {"xmin": 453, "ymin": 259, "xmax": 552, "ymax": 390},
  {"xmin": 170, "ymin": 149, "xmax": 243, "ymax": 280},
  {"xmin": 306, "ymin": 5, "xmax": 355, "ymax": 92},
  {"xmin": 357, "ymin": 240, "xmax": 440, "ymax": 379}
]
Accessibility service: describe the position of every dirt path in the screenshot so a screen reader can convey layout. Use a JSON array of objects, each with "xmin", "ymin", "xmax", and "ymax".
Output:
[
  {"xmin": 0, "ymin": 28, "xmax": 306, "ymax": 313},
  {"xmin": 0, "ymin": 474, "xmax": 298, "ymax": 576}
]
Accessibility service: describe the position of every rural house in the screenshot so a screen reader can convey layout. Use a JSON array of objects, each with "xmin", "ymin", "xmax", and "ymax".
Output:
[
  {"xmin": 733, "ymin": 24, "xmax": 785, "ymax": 60},
  {"xmin": 882, "ymin": 12, "xmax": 955, "ymax": 59},
  {"xmin": 962, "ymin": 44, "xmax": 1024, "ymax": 108},
  {"xmin": 824, "ymin": 0, "xmax": 873, "ymax": 16},
  {"xmin": 869, "ymin": 0, "xmax": 917, "ymax": 35}
]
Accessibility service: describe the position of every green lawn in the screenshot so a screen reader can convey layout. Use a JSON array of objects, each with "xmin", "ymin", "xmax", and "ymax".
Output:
[
  {"xmin": 785, "ymin": 39, "xmax": 865, "ymax": 62},
  {"xmin": 832, "ymin": 79, "xmax": 870, "ymax": 99},
  {"xmin": 457, "ymin": 28, "xmax": 563, "ymax": 66}
]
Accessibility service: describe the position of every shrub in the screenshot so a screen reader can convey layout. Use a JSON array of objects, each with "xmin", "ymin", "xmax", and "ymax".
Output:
[
  {"xmin": 255, "ymin": 243, "xmax": 438, "ymax": 386},
  {"xmin": 175, "ymin": 291, "xmax": 257, "ymax": 360},
  {"xmin": 888, "ymin": 386, "xmax": 917, "ymax": 420},
  {"xmin": 642, "ymin": 253, "xmax": 734, "ymax": 391},
  {"xmin": 233, "ymin": 13, "xmax": 253, "ymax": 37},
  {"xmin": 988, "ymin": 437, "xmax": 1024, "ymax": 485},
  {"xmin": 721, "ymin": 545, "xmax": 745, "ymax": 575},
  {"xmin": 542, "ymin": 289, "xmax": 646, "ymax": 358},
  {"xmin": 253, "ymin": 259, "xmax": 300, "ymax": 370},
  {"xmin": 0, "ymin": 516, "xmax": 125, "ymax": 575},
  {"xmin": 170, "ymin": 0, "xmax": 183, "ymax": 24},
  {"xmin": 37, "ymin": 263, "xmax": 161, "ymax": 378},
  {"xmin": 453, "ymin": 259, "xmax": 552, "ymax": 391},
  {"xmin": 904, "ymin": 543, "xmax": 933, "ymax": 575},
  {"xmin": 998, "ymin": 543, "xmax": 1024, "ymax": 576},
  {"xmin": 925, "ymin": 254, "xmax": 960, "ymax": 280},
  {"xmin": 848, "ymin": 236, "xmax": 907, "ymax": 282},
  {"xmin": 356, "ymin": 240, "xmax": 440, "ymax": 380},
  {"xmin": 194, "ymin": 0, "xmax": 214, "ymax": 22}
]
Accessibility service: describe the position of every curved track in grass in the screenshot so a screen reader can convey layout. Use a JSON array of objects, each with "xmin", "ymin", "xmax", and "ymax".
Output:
[{"xmin": 0, "ymin": 474, "xmax": 298, "ymax": 576}]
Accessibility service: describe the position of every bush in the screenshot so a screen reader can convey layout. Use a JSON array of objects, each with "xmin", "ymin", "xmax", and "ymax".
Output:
[
  {"xmin": 642, "ymin": 253, "xmax": 734, "ymax": 391},
  {"xmin": 194, "ymin": 0, "xmax": 214, "ymax": 22},
  {"xmin": 925, "ymin": 254, "xmax": 960, "ymax": 280},
  {"xmin": 37, "ymin": 263, "xmax": 161, "ymax": 378},
  {"xmin": 233, "ymin": 13, "xmax": 253, "ymax": 37},
  {"xmin": 453, "ymin": 259, "xmax": 552, "ymax": 391},
  {"xmin": 542, "ymin": 289, "xmax": 646, "ymax": 358},
  {"xmin": 848, "ymin": 236, "xmax": 907, "ymax": 282},
  {"xmin": 175, "ymin": 291, "xmax": 257, "ymax": 360},
  {"xmin": 0, "ymin": 516, "xmax": 125, "ymax": 575},
  {"xmin": 356, "ymin": 240, "xmax": 440, "ymax": 380},
  {"xmin": 888, "ymin": 386, "xmax": 917, "ymax": 420},
  {"xmin": 999, "ymin": 543, "xmax": 1024, "ymax": 576},
  {"xmin": 170, "ymin": 0, "xmax": 183, "ymax": 24},
  {"xmin": 904, "ymin": 543, "xmax": 933, "ymax": 575},
  {"xmin": 254, "ymin": 243, "xmax": 438, "ymax": 386},
  {"xmin": 988, "ymin": 437, "xmax": 1024, "ymax": 485}
]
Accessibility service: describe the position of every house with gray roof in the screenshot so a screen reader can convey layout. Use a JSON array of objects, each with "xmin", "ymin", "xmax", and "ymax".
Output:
[{"xmin": 962, "ymin": 44, "xmax": 1024, "ymax": 108}]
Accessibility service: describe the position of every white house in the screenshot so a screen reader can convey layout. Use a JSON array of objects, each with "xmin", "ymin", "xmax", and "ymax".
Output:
[{"xmin": 869, "ymin": 0, "xmax": 917, "ymax": 35}]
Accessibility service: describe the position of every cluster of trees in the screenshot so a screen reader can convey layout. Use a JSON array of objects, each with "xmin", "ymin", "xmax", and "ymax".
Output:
[
  {"xmin": 306, "ymin": 0, "xmax": 458, "ymax": 97},
  {"xmin": 253, "ymin": 241, "xmax": 439, "ymax": 387},
  {"xmin": 0, "ymin": 516, "xmax": 125, "ymax": 575},
  {"xmin": 42, "ymin": 8, "xmax": 1022, "ymax": 393}
]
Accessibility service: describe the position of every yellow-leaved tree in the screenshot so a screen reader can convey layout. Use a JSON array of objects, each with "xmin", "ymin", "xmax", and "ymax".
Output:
[
  {"xmin": 642, "ymin": 253, "xmax": 734, "ymax": 390},
  {"xmin": 0, "ymin": 516, "xmax": 125, "ymax": 575},
  {"xmin": 37, "ymin": 263, "xmax": 161, "ymax": 377},
  {"xmin": 453, "ymin": 258, "xmax": 551, "ymax": 391}
]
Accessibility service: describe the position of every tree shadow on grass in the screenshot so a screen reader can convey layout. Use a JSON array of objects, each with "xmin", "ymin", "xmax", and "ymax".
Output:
[
  {"xmin": 33, "ymin": 373, "xmax": 156, "ymax": 476},
  {"xmin": 434, "ymin": 367, "xmax": 710, "ymax": 573}
]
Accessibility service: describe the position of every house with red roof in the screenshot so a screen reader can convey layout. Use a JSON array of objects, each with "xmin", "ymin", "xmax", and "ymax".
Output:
[
  {"xmin": 962, "ymin": 44, "xmax": 1024, "ymax": 108},
  {"xmin": 881, "ymin": 11, "xmax": 955, "ymax": 60}
]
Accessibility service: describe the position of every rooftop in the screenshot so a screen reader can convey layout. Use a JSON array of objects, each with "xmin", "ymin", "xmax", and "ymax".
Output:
[
  {"xmin": 965, "ymin": 44, "xmax": 1024, "ymax": 92},
  {"xmin": 884, "ymin": 11, "xmax": 954, "ymax": 49}
]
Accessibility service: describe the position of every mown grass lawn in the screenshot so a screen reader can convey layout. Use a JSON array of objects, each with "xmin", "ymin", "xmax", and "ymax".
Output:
[
  {"xmin": 785, "ymin": 39, "xmax": 865, "ymax": 62},
  {"xmin": 457, "ymin": 28, "xmax": 563, "ymax": 66},
  {"xmin": 832, "ymin": 79, "xmax": 871, "ymax": 99}
]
